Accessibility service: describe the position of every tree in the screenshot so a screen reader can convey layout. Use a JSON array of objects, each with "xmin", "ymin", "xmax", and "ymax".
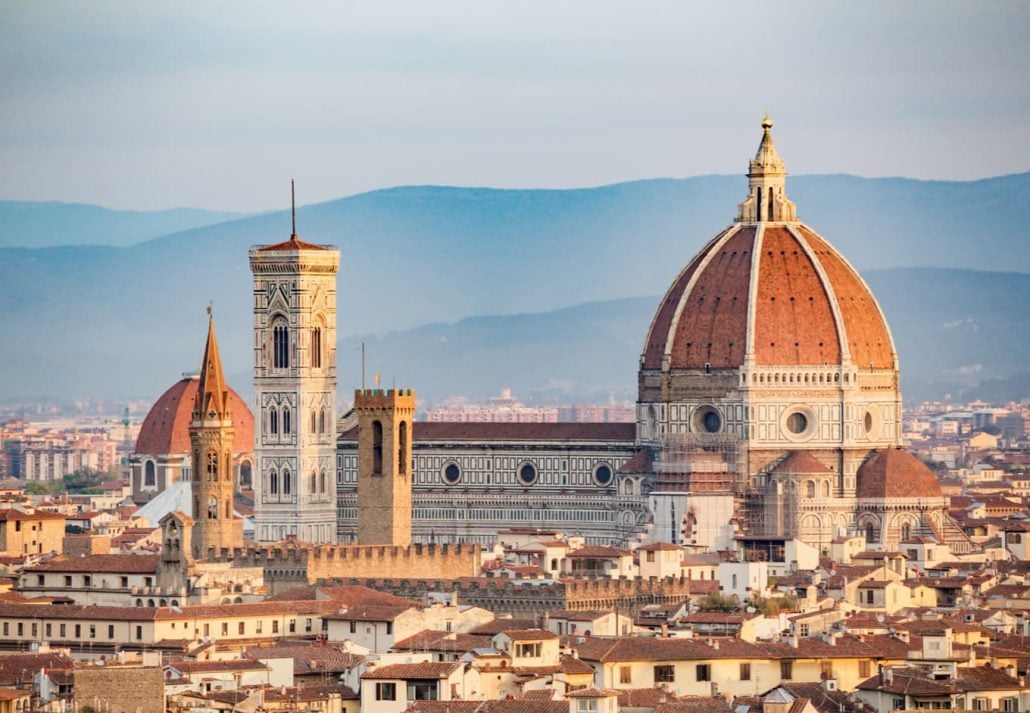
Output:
[{"xmin": 699, "ymin": 593, "xmax": 738, "ymax": 612}]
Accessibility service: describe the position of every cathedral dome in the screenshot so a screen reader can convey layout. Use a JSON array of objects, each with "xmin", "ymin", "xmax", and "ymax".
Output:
[
  {"xmin": 641, "ymin": 117, "xmax": 897, "ymax": 374},
  {"xmin": 135, "ymin": 375, "xmax": 253, "ymax": 457},
  {"xmin": 855, "ymin": 447, "xmax": 942, "ymax": 499}
]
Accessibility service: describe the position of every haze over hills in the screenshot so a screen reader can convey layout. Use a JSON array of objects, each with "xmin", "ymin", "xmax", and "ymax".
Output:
[
  {"xmin": 0, "ymin": 173, "xmax": 1028, "ymax": 405},
  {"xmin": 0, "ymin": 201, "xmax": 247, "ymax": 248}
]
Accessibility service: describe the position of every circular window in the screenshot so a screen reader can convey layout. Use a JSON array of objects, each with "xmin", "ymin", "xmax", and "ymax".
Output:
[
  {"xmin": 692, "ymin": 405, "xmax": 722, "ymax": 434},
  {"xmin": 781, "ymin": 405, "xmax": 817, "ymax": 441},
  {"xmin": 864, "ymin": 411, "xmax": 874, "ymax": 434},
  {"xmin": 593, "ymin": 464, "xmax": 613, "ymax": 486},
  {"xmin": 442, "ymin": 462, "xmax": 461, "ymax": 485},
  {"xmin": 786, "ymin": 412, "xmax": 808, "ymax": 434},
  {"xmin": 518, "ymin": 462, "xmax": 538, "ymax": 486}
]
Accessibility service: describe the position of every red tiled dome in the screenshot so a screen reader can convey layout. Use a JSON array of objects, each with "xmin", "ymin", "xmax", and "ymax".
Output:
[
  {"xmin": 856, "ymin": 448, "xmax": 942, "ymax": 499},
  {"xmin": 642, "ymin": 224, "xmax": 896, "ymax": 371},
  {"xmin": 770, "ymin": 451, "xmax": 832, "ymax": 475},
  {"xmin": 135, "ymin": 376, "xmax": 253, "ymax": 457}
]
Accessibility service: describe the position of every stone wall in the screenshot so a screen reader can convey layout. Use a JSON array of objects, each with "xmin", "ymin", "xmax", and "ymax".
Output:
[
  {"xmin": 63, "ymin": 535, "xmax": 111, "ymax": 557},
  {"xmin": 73, "ymin": 665, "xmax": 165, "ymax": 713},
  {"xmin": 322, "ymin": 575, "xmax": 696, "ymax": 616},
  {"xmin": 211, "ymin": 543, "xmax": 481, "ymax": 594}
]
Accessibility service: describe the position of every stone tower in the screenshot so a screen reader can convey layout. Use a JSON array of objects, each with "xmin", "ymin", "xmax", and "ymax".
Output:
[
  {"xmin": 250, "ymin": 207, "xmax": 339, "ymax": 544},
  {"xmin": 189, "ymin": 315, "xmax": 240, "ymax": 558},
  {"xmin": 355, "ymin": 388, "xmax": 415, "ymax": 546}
]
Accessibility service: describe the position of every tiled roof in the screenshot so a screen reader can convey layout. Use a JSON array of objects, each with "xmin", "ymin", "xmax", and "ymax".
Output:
[
  {"xmin": 567, "ymin": 546, "xmax": 631, "ymax": 559},
  {"xmin": 326, "ymin": 603, "xmax": 411, "ymax": 622},
  {"xmin": 0, "ymin": 652, "xmax": 73, "ymax": 686},
  {"xmin": 0, "ymin": 509, "xmax": 65, "ymax": 521},
  {"xmin": 392, "ymin": 629, "xmax": 492, "ymax": 653},
  {"xmin": 339, "ymin": 422, "xmax": 635, "ymax": 443},
  {"xmin": 470, "ymin": 618, "xmax": 538, "ymax": 635},
  {"xmin": 856, "ymin": 665, "xmax": 1023, "ymax": 694},
  {"xmin": 638, "ymin": 542, "xmax": 684, "ymax": 552},
  {"xmin": 255, "ymin": 235, "xmax": 332, "ymax": 252},
  {"xmin": 245, "ymin": 644, "xmax": 364, "ymax": 674},
  {"xmin": 23, "ymin": 554, "xmax": 159, "ymax": 574},
  {"xmin": 499, "ymin": 628, "xmax": 559, "ymax": 641},
  {"xmin": 171, "ymin": 660, "xmax": 268, "ymax": 674},
  {"xmin": 405, "ymin": 702, "xmax": 567, "ymax": 713},
  {"xmin": 770, "ymin": 451, "xmax": 832, "ymax": 475},
  {"xmin": 856, "ymin": 448, "xmax": 942, "ymax": 499},
  {"xmin": 361, "ymin": 661, "xmax": 459, "ymax": 680}
]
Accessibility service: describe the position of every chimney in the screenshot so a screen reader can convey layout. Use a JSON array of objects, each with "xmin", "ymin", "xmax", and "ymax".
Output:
[{"xmin": 660, "ymin": 623, "xmax": 669, "ymax": 639}]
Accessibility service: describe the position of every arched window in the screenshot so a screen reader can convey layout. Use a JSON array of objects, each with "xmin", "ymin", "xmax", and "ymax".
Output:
[
  {"xmin": 901, "ymin": 522, "xmax": 912, "ymax": 541},
  {"xmin": 283, "ymin": 407, "xmax": 291, "ymax": 435},
  {"xmin": 398, "ymin": 421, "xmax": 408, "ymax": 475},
  {"xmin": 732, "ymin": 574, "xmax": 738, "ymax": 589},
  {"xmin": 320, "ymin": 470, "xmax": 327, "ymax": 494},
  {"xmin": 207, "ymin": 451, "xmax": 218, "ymax": 481},
  {"xmin": 283, "ymin": 469, "xmax": 292, "ymax": 496},
  {"xmin": 310, "ymin": 471, "xmax": 317, "ymax": 494},
  {"xmin": 311, "ymin": 327, "xmax": 322, "ymax": 368},
  {"xmin": 806, "ymin": 480, "xmax": 816, "ymax": 498},
  {"xmin": 310, "ymin": 409, "xmax": 316, "ymax": 435},
  {"xmin": 372, "ymin": 420, "xmax": 383, "ymax": 475},
  {"xmin": 865, "ymin": 523, "xmax": 875, "ymax": 543},
  {"xmin": 144, "ymin": 461, "xmax": 156, "ymax": 487},
  {"xmin": 225, "ymin": 500, "xmax": 231, "ymax": 518},
  {"xmin": 822, "ymin": 480, "xmax": 831, "ymax": 498},
  {"xmin": 270, "ymin": 408, "xmax": 278, "ymax": 435},
  {"xmin": 269, "ymin": 469, "xmax": 279, "ymax": 495},
  {"xmin": 272, "ymin": 319, "xmax": 289, "ymax": 369},
  {"xmin": 319, "ymin": 408, "xmax": 326, "ymax": 434}
]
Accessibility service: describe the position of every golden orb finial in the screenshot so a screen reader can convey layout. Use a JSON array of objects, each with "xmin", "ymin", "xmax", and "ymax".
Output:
[{"xmin": 762, "ymin": 109, "xmax": 773, "ymax": 130}]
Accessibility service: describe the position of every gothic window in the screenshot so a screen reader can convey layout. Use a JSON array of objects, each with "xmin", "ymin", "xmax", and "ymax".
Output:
[
  {"xmin": 901, "ymin": 522, "xmax": 912, "ymax": 541},
  {"xmin": 270, "ymin": 408, "xmax": 278, "ymax": 435},
  {"xmin": 319, "ymin": 408, "xmax": 326, "ymax": 434},
  {"xmin": 865, "ymin": 523, "xmax": 875, "ymax": 543},
  {"xmin": 283, "ymin": 407, "xmax": 291, "ymax": 435},
  {"xmin": 320, "ymin": 470, "xmax": 327, "ymax": 494},
  {"xmin": 310, "ymin": 471, "xmax": 317, "ymax": 494},
  {"xmin": 311, "ymin": 327, "xmax": 322, "ymax": 368},
  {"xmin": 240, "ymin": 461, "xmax": 252, "ymax": 488},
  {"xmin": 310, "ymin": 409, "xmax": 316, "ymax": 434},
  {"xmin": 272, "ymin": 319, "xmax": 290, "ymax": 369},
  {"xmin": 398, "ymin": 421, "xmax": 408, "ymax": 475},
  {"xmin": 207, "ymin": 451, "xmax": 218, "ymax": 481},
  {"xmin": 372, "ymin": 420, "xmax": 383, "ymax": 476},
  {"xmin": 283, "ymin": 469, "xmax": 292, "ymax": 496},
  {"xmin": 226, "ymin": 453, "xmax": 232, "ymax": 481},
  {"xmin": 207, "ymin": 496, "xmax": 217, "ymax": 519},
  {"xmin": 144, "ymin": 461, "xmax": 156, "ymax": 487},
  {"xmin": 225, "ymin": 500, "xmax": 231, "ymax": 518},
  {"xmin": 269, "ymin": 469, "xmax": 279, "ymax": 495}
]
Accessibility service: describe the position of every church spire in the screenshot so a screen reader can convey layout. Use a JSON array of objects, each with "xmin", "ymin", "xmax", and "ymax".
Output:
[
  {"xmin": 737, "ymin": 112, "xmax": 797, "ymax": 222},
  {"xmin": 194, "ymin": 309, "xmax": 231, "ymax": 422}
]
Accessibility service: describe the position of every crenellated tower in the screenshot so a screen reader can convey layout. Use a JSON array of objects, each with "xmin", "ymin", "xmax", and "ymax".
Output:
[
  {"xmin": 355, "ymin": 388, "xmax": 415, "ymax": 546},
  {"xmin": 250, "ymin": 193, "xmax": 339, "ymax": 544},
  {"xmin": 189, "ymin": 314, "xmax": 241, "ymax": 558}
]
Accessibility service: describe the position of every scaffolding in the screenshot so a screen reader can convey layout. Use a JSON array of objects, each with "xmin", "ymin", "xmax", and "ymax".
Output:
[{"xmin": 652, "ymin": 433, "xmax": 744, "ymax": 494}]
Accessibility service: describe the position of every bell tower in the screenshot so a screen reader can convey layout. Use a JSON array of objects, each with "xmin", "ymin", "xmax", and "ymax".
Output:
[
  {"xmin": 250, "ymin": 184, "xmax": 339, "ymax": 544},
  {"xmin": 355, "ymin": 388, "xmax": 415, "ymax": 546},
  {"xmin": 189, "ymin": 314, "xmax": 240, "ymax": 558}
]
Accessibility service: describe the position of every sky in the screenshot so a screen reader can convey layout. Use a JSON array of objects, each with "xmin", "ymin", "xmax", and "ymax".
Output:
[{"xmin": 1, "ymin": 1, "xmax": 1028, "ymax": 211}]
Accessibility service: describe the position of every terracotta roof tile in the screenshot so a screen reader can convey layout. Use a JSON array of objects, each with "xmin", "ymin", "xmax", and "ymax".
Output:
[
  {"xmin": 135, "ymin": 376, "xmax": 253, "ymax": 456},
  {"xmin": 361, "ymin": 661, "xmax": 459, "ymax": 679},
  {"xmin": 856, "ymin": 448, "xmax": 942, "ymax": 499}
]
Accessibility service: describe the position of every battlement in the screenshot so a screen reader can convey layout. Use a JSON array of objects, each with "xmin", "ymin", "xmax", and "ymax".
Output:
[
  {"xmin": 353, "ymin": 388, "xmax": 416, "ymax": 411},
  {"xmin": 208, "ymin": 542, "xmax": 480, "ymax": 592},
  {"xmin": 321, "ymin": 575, "xmax": 695, "ymax": 615}
]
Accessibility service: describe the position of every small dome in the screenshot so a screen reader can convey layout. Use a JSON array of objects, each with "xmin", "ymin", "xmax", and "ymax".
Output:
[
  {"xmin": 856, "ymin": 448, "xmax": 942, "ymax": 499},
  {"xmin": 769, "ymin": 451, "xmax": 832, "ymax": 476},
  {"xmin": 135, "ymin": 375, "xmax": 253, "ymax": 456}
]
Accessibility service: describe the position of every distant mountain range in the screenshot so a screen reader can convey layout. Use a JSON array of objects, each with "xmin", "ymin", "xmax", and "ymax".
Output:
[
  {"xmin": 0, "ymin": 173, "xmax": 1028, "ymax": 405},
  {"xmin": 0, "ymin": 201, "xmax": 246, "ymax": 248}
]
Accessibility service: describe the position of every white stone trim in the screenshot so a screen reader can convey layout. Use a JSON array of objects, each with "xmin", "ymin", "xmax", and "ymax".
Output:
[
  {"xmin": 743, "ymin": 223, "xmax": 765, "ymax": 365},
  {"xmin": 660, "ymin": 224, "xmax": 743, "ymax": 368}
]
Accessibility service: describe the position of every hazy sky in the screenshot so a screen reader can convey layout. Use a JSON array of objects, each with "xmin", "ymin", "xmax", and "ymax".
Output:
[{"xmin": 1, "ymin": 1, "xmax": 1027, "ymax": 211}]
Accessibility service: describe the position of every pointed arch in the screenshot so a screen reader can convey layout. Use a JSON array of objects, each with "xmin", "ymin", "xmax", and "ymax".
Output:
[
  {"xmin": 398, "ymin": 421, "xmax": 408, "ymax": 475},
  {"xmin": 372, "ymin": 420, "xmax": 383, "ymax": 475}
]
